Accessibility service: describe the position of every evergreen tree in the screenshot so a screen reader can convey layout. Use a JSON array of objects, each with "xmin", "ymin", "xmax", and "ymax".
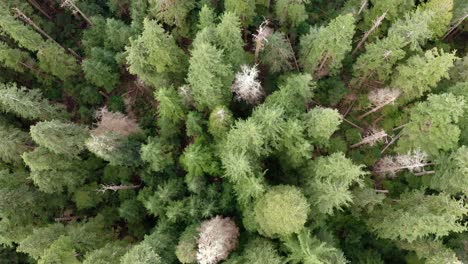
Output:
[
  {"xmin": 187, "ymin": 42, "xmax": 233, "ymax": 111},
  {"xmin": 140, "ymin": 137, "xmax": 175, "ymax": 172},
  {"xmin": 17, "ymin": 224, "xmax": 67, "ymax": 261},
  {"xmin": 104, "ymin": 18, "xmax": 133, "ymax": 51},
  {"xmin": 30, "ymin": 120, "xmax": 89, "ymax": 157},
  {"xmin": 275, "ymin": 0, "xmax": 308, "ymax": 28},
  {"xmin": 303, "ymin": 107, "xmax": 342, "ymax": 146},
  {"xmin": 0, "ymin": 41, "xmax": 36, "ymax": 74},
  {"xmin": 0, "ymin": 83, "xmax": 66, "ymax": 121},
  {"xmin": 148, "ymin": 0, "xmax": 195, "ymax": 35},
  {"xmin": 397, "ymin": 239, "xmax": 463, "ymax": 264},
  {"xmin": 299, "ymin": 14, "xmax": 355, "ymax": 78},
  {"xmin": 198, "ymin": 5, "xmax": 216, "ymax": 29},
  {"xmin": 386, "ymin": 8, "xmax": 434, "ymax": 50},
  {"xmin": 37, "ymin": 41, "xmax": 80, "ymax": 81},
  {"xmin": 83, "ymin": 242, "xmax": 129, "ymax": 264},
  {"xmin": 420, "ymin": 0, "xmax": 454, "ymax": 38},
  {"xmin": 176, "ymin": 224, "xmax": 198, "ymax": 264},
  {"xmin": 126, "ymin": 18, "xmax": 187, "ymax": 88},
  {"xmin": 260, "ymin": 32, "xmax": 294, "ymax": 73},
  {"xmin": 224, "ymin": 0, "xmax": 256, "ymax": 26},
  {"xmin": 302, "ymin": 152, "xmax": 367, "ymax": 215},
  {"xmin": 0, "ymin": 120, "xmax": 32, "ymax": 164},
  {"xmin": 368, "ymin": 190, "xmax": 467, "ymax": 242},
  {"xmin": 225, "ymin": 237, "xmax": 283, "ymax": 264},
  {"xmin": 0, "ymin": 7, "xmax": 44, "ymax": 52},
  {"xmin": 392, "ymin": 48, "xmax": 457, "ymax": 102},
  {"xmin": 208, "ymin": 106, "xmax": 234, "ymax": 140},
  {"xmin": 253, "ymin": 185, "xmax": 309, "ymax": 237},
  {"xmin": 430, "ymin": 146, "xmax": 468, "ymax": 195},
  {"xmin": 215, "ymin": 12, "xmax": 245, "ymax": 70},
  {"xmin": 38, "ymin": 236, "xmax": 80, "ymax": 264},
  {"xmin": 82, "ymin": 48, "xmax": 120, "ymax": 92},
  {"xmin": 396, "ymin": 93, "xmax": 465, "ymax": 157}
]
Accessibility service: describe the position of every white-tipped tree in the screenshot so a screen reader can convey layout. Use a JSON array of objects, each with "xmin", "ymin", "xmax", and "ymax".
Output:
[
  {"xmin": 373, "ymin": 150, "xmax": 431, "ymax": 177},
  {"xmin": 231, "ymin": 64, "xmax": 264, "ymax": 105},
  {"xmin": 359, "ymin": 88, "xmax": 401, "ymax": 119},
  {"xmin": 197, "ymin": 216, "xmax": 239, "ymax": 264},
  {"xmin": 351, "ymin": 127, "xmax": 388, "ymax": 148}
]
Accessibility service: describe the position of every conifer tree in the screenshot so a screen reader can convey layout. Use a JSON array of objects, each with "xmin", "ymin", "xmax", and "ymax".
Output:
[
  {"xmin": 37, "ymin": 41, "xmax": 80, "ymax": 81},
  {"xmin": 277, "ymin": 119, "xmax": 311, "ymax": 168},
  {"xmin": 0, "ymin": 83, "xmax": 66, "ymax": 121},
  {"xmin": 0, "ymin": 7, "xmax": 44, "ymax": 52},
  {"xmin": 187, "ymin": 42, "xmax": 233, "ymax": 111},
  {"xmin": 176, "ymin": 224, "xmax": 198, "ymax": 264},
  {"xmin": 420, "ymin": 0, "xmax": 454, "ymax": 38},
  {"xmin": 282, "ymin": 230, "xmax": 348, "ymax": 264},
  {"xmin": 303, "ymin": 152, "xmax": 367, "ymax": 215},
  {"xmin": 155, "ymin": 86, "xmax": 187, "ymax": 137},
  {"xmin": 30, "ymin": 120, "xmax": 89, "ymax": 157},
  {"xmin": 275, "ymin": 0, "xmax": 309, "ymax": 28},
  {"xmin": 303, "ymin": 107, "xmax": 342, "ymax": 146},
  {"xmin": 197, "ymin": 5, "xmax": 216, "ymax": 30},
  {"xmin": 38, "ymin": 235, "xmax": 80, "ymax": 264},
  {"xmin": 126, "ymin": 18, "xmax": 187, "ymax": 88},
  {"xmin": 299, "ymin": 14, "xmax": 356, "ymax": 78},
  {"xmin": 430, "ymin": 146, "xmax": 468, "ymax": 195},
  {"xmin": 396, "ymin": 93, "xmax": 465, "ymax": 157},
  {"xmin": 215, "ymin": 12, "xmax": 245, "ymax": 70},
  {"xmin": 197, "ymin": 216, "xmax": 239, "ymax": 264},
  {"xmin": 253, "ymin": 185, "xmax": 309, "ymax": 237},
  {"xmin": 0, "ymin": 42, "xmax": 36, "ymax": 74},
  {"xmin": 224, "ymin": 0, "xmax": 256, "ymax": 26},
  {"xmin": 392, "ymin": 48, "xmax": 457, "ymax": 102},
  {"xmin": 140, "ymin": 136, "xmax": 175, "ymax": 172},
  {"xmin": 386, "ymin": 8, "xmax": 434, "ymax": 50},
  {"xmin": 104, "ymin": 18, "xmax": 133, "ymax": 51},
  {"xmin": 208, "ymin": 106, "xmax": 234, "ymax": 140},
  {"xmin": 368, "ymin": 190, "xmax": 467, "ymax": 242},
  {"xmin": 397, "ymin": 239, "xmax": 463, "ymax": 264},
  {"xmin": 260, "ymin": 32, "xmax": 294, "ymax": 73},
  {"xmin": 0, "ymin": 120, "xmax": 32, "ymax": 164},
  {"xmin": 83, "ymin": 242, "xmax": 129, "ymax": 264},
  {"xmin": 82, "ymin": 47, "xmax": 120, "ymax": 92},
  {"xmin": 17, "ymin": 224, "xmax": 67, "ymax": 261},
  {"xmin": 148, "ymin": 0, "xmax": 195, "ymax": 35}
]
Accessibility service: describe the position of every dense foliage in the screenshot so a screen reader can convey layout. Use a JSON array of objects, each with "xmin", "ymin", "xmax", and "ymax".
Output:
[{"xmin": 0, "ymin": 0, "xmax": 467, "ymax": 263}]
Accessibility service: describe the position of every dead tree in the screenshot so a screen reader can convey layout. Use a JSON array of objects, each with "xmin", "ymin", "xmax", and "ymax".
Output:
[
  {"xmin": 61, "ymin": 0, "xmax": 93, "ymax": 26},
  {"xmin": 373, "ymin": 150, "xmax": 432, "ymax": 177},
  {"xmin": 358, "ymin": 88, "xmax": 400, "ymax": 120},
  {"xmin": 99, "ymin": 184, "xmax": 141, "ymax": 193}
]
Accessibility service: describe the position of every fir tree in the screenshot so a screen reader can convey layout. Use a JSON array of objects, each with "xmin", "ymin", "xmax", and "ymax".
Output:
[
  {"xmin": 215, "ymin": 12, "xmax": 245, "ymax": 70},
  {"xmin": 187, "ymin": 42, "xmax": 233, "ymax": 111},
  {"xmin": 430, "ymin": 146, "xmax": 468, "ymax": 195},
  {"xmin": 275, "ymin": 0, "xmax": 309, "ymax": 28},
  {"xmin": 299, "ymin": 14, "xmax": 356, "ymax": 78},
  {"xmin": 0, "ymin": 7, "xmax": 44, "ymax": 52},
  {"xmin": 83, "ymin": 242, "xmax": 129, "ymax": 264},
  {"xmin": 253, "ymin": 185, "xmax": 309, "ymax": 237},
  {"xmin": 140, "ymin": 137, "xmax": 175, "ymax": 172},
  {"xmin": 368, "ymin": 190, "xmax": 467, "ymax": 242},
  {"xmin": 82, "ymin": 48, "xmax": 120, "ymax": 92},
  {"xmin": 302, "ymin": 152, "xmax": 367, "ymax": 215},
  {"xmin": 37, "ymin": 41, "xmax": 80, "ymax": 81},
  {"xmin": 0, "ymin": 120, "xmax": 32, "ymax": 164},
  {"xmin": 0, "ymin": 83, "xmax": 66, "ymax": 121},
  {"xmin": 148, "ymin": 0, "xmax": 195, "ymax": 35},
  {"xmin": 38, "ymin": 236, "xmax": 80, "ymax": 264},
  {"xmin": 30, "ymin": 120, "xmax": 89, "ymax": 157},
  {"xmin": 176, "ymin": 224, "xmax": 199, "ymax": 264},
  {"xmin": 303, "ymin": 107, "xmax": 342, "ymax": 146},
  {"xmin": 0, "ymin": 41, "xmax": 36, "ymax": 74},
  {"xmin": 396, "ymin": 93, "xmax": 465, "ymax": 157},
  {"xmin": 420, "ymin": 0, "xmax": 454, "ymax": 38},
  {"xmin": 224, "ymin": 0, "xmax": 256, "ymax": 26},
  {"xmin": 392, "ymin": 48, "xmax": 457, "ymax": 103},
  {"xmin": 260, "ymin": 32, "xmax": 294, "ymax": 73},
  {"xmin": 126, "ymin": 18, "xmax": 187, "ymax": 88},
  {"xmin": 208, "ymin": 106, "xmax": 234, "ymax": 140}
]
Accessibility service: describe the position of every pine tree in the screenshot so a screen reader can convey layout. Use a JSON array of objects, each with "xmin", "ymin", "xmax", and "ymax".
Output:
[
  {"xmin": 126, "ymin": 18, "xmax": 187, "ymax": 88},
  {"xmin": 0, "ymin": 83, "xmax": 67, "ymax": 121},
  {"xmin": 0, "ymin": 120, "xmax": 32, "ymax": 164},
  {"xmin": 275, "ymin": 0, "xmax": 309, "ymax": 28},
  {"xmin": 303, "ymin": 107, "xmax": 342, "ymax": 146},
  {"xmin": 368, "ymin": 190, "xmax": 467, "ymax": 242},
  {"xmin": 392, "ymin": 48, "xmax": 457, "ymax": 103},
  {"xmin": 30, "ymin": 120, "xmax": 89, "ymax": 157},
  {"xmin": 187, "ymin": 42, "xmax": 233, "ymax": 111},
  {"xmin": 253, "ymin": 185, "xmax": 309, "ymax": 237},
  {"xmin": 299, "ymin": 14, "xmax": 356, "ymax": 78},
  {"xmin": 224, "ymin": 0, "xmax": 256, "ymax": 26},
  {"xmin": 430, "ymin": 146, "xmax": 468, "ymax": 195},
  {"xmin": 302, "ymin": 152, "xmax": 367, "ymax": 215},
  {"xmin": 396, "ymin": 93, "xmax": 465, "ymax": 157}
]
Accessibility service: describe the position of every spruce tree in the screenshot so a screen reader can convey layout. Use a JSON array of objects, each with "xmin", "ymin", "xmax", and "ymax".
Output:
[
  {"xmin": 0, "ymin": 7, "xmax": 44, "ymax": 52},
  {"xmin": 299, "ymin": 14, "xmax": 355, "ymax": 78},
  {"xmin": 0, "ymin": 83, "xmax": 66, "ymax": 121}
]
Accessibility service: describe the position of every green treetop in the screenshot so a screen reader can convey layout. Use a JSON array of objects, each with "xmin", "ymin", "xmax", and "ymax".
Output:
[
  {"xmin": 299, "ymin": 14, "xmax": 356, "ymax": 78},
  {"xmin": 420, "ymin": 0, "xmax": 454, "ymax": 38},
  {"xmin": 303, "ymin": 107, "xmax": 342, "ymax": 146},
  {"xmin": 224, "ymin": 0, "xmax": 256, "ymax": 26},
  {"xmin": 387, "ymin": 8, "xmax": 434, "ymax": 50},
  {"xmin": 253, "ymin": 185, "xmax": 310, "ymax": 237},
  {"xmin": 30, "ymin": 120, "xmax": 89, "ymax": 157},
  {"xmin": 37, "ymin": 41, "xmax": 80, "ymax": 81},
  {"xmin": 0, "ymin": 120, "xmax": 32, "ymax": 164},
  {"xmin": 396, "ymin": 93, "xmax": 465, "ymax": 157},
  {"xmin": 38, "ymin": 236, "xmax": 80, "ymax": 264},
  {"xmin": 392, "ymin": 48, "xmax": 457, "ymax": 103},
  {"xmin": 187, "ymin": 42, "xmax": 233, "ymax": 111},
  {"xmin": 0, "ymin": 83, "xmax": 67, "ymax": 121},
  {"xmin": 0, "ymin": 7, "xmax": 44, "ymax": 52},
  {"xmin": 260, "ymin": 32, "xmax": 294, "ymax": 73},
  {"xmin": 126, "ymin": 18, "xmax": 187, "ymax": 88},
  {"xmin": 215, "ymin": 12, "xmax": 245, "ymax": 70},
  {"xmin": 83, "ymin": 242, "xmax": 129, "ymax": 264},
  {"xmin": 225, "ymin": 237, "xmax": 283, "ymax": 264},
  {"xmin": 148, "ymin": 0, "xmax": 195, "ymax": 35},
  {"xmin": 430, "ymin": 146, "xmax": 468, "ymax": 195},
  {"xmin": 0, "ymin": 41, "xmax": 36, "ymax": 74},
  {"xmin": 208, "ymin": 106, "xmax": 234, "ymax": 140},
  {"xmin": 303, "ymin": 152, "xmax": 367, "ymax": 215},
  {"xmin": 397, "ymin": 239, "xmax": 463, "ymax": 264},
  {"xmin": 368, "ymin": 190, "xmax": 467, "ymax": 242},
  {"xmin": 82, "ymin": 47, "xmax": 120, "ymax": 92},
  {"xmin": 275, "ymin": 0, "xmax": 309, "ymax": 28}
]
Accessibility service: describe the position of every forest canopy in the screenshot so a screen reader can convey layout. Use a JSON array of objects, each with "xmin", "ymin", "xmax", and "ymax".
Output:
[{"xmin": 0, "ymin": 0, "xmax": 467, "ymax": 263}]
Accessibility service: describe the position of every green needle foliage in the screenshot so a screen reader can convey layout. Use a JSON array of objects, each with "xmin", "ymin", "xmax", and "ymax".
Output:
[{"xmin": 0, "ymin": 1, "xmax": 467, "ymax": 263}]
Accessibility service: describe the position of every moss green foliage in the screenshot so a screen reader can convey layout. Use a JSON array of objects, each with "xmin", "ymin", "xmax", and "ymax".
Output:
[
  {"xmin": 254, "ymin": 185, "xmax": 310, "ymax": 237},
  {"xmin": 1, "ymin": 1, "xmax": 467, "ymax": 263},
  {"xmin": 396, "ymin": 93, "xmax": 465, "ymax": 157}
]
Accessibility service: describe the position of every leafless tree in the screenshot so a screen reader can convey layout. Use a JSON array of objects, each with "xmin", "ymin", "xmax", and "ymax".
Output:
[
  {"xmin": 359, "ymin": 88, "xmax": 400, "ymax": 119},
  {"xmin": 253, "ymin": 19, "xmax": 273, "ymax": 61},
  {"xmin": 231, "ymin": 64, "xmax": 264, "ymax": 105},
  {"xmin": 197, "ymin": 216, "xmax": 239, "ymax": 264},
  {"xmin": 351, "ymin": 127, "xmax": 388, "ymax": 148},
  {"xmin": 61, "ymin": 0, "xmax": 93, "ymax": 26},
  {"xmin": 373, "ymin": 150, "xmax": 432, "ymax": 177},
  {"xmin": 98, "ymin": 184, "xmax": 141, "ymax": 193}
]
